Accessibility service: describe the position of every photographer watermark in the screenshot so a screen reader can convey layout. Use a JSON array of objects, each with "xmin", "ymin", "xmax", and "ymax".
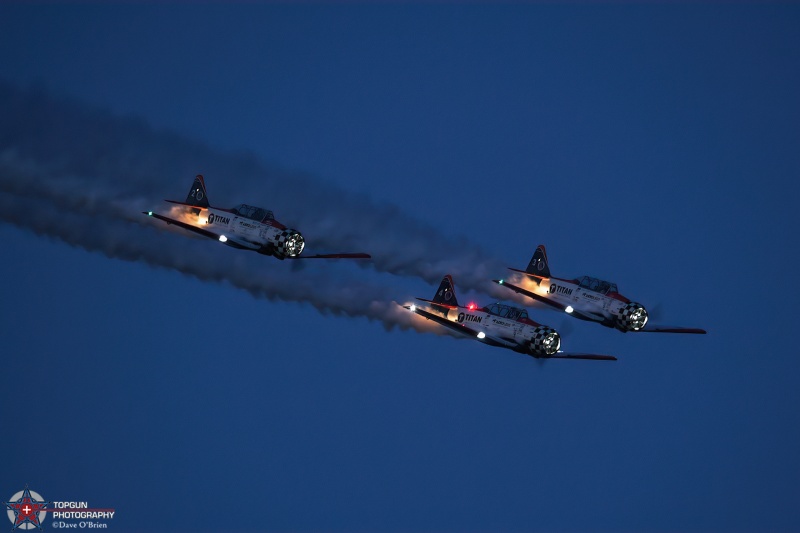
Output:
[{"xmin": 5, "ymin": 486, "xmax": 115, "ymax": 530}]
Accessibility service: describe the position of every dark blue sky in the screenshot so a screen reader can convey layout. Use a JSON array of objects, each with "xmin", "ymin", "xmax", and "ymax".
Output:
[{"xmin": 1, "ymin": 4, "xmax": 799, "ymax": 532}]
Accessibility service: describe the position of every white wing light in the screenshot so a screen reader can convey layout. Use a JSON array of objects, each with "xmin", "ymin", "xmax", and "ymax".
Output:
[
  {"xmin": 565, "ymin": 305, "xmax": 574, "ymax": 314},
  {"xmin": 477, "ymin": 332, "xmax": 486, "ymax": 339},
  {"xmin": 219, "ymin": 235, "xmax": 228, "ymax": 243}
]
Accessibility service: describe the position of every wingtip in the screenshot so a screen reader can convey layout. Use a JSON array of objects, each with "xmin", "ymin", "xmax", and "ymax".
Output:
[{"xmin": 590, "ymin": 354, "xmax": 618, "ymax": 361}]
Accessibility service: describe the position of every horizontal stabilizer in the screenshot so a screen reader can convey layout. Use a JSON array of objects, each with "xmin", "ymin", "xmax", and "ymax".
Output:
[
  {"xmin": 164, "ymin": 199, "xmax": 210, "ymax": 208},
  {"xmin": 507, "ymin": 267, "xmax": 548, "ymax": 281},
  {"xmin": 415, "ymin": 297, "xmax": 458, "ymax": 310}
]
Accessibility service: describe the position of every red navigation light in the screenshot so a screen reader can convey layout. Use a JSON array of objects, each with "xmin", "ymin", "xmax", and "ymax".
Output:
[{"xmin": 468, "ymin": 302, "xmax": 477, "ymax": 311}]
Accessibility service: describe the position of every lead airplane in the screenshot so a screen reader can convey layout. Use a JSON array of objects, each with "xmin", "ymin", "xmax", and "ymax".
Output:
[
  {"xmin": 493, "ymin": 245, "xmax": 706, "ymax": 334},
  {"xmin": 144, "ymin": 175, "xmax": 370, "ymax": 260},
  {"xmin": 403, "ymin": 275, "xmax": 616, "ymax": 361}
]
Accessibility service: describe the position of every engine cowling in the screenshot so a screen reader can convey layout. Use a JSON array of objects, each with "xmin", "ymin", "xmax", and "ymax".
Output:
[
  {"xmin": 275, "ymin": 229, "xmax": 305, "ymax": 258},
  {"xmin": 528, "ymin": 326, "xmax": 561, "ymax": 357},
  {"xmin": 615, "ymin": 302, "xmax": 648, "ymax": 331}
]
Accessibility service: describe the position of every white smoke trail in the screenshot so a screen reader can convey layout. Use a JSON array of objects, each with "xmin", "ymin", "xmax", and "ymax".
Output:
[
  {"xmin": 0, "ymin": 183, "xmax": 455, "ymax": 336},
  {"xmin": 0, "ymin": 81, "xmax": 519, "ymax": 301}
]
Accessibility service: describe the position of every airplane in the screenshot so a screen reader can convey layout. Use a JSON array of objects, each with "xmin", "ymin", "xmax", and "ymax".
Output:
[
  {"xmin": 144, "ymin": 175, "xmax": 371, "ymax": 260},
  {"xmin": 402, "ymin": 275, "xmax": 616, "ymax": 361},
  {"xmin": 493, "ymin": 245, "xmax": 706, "ymax": 334}
]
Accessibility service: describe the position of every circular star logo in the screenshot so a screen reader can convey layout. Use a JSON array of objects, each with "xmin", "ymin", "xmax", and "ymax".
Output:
[{"xmin": 5, "ymin": 486, "xmax": 49, "ymax": 531}]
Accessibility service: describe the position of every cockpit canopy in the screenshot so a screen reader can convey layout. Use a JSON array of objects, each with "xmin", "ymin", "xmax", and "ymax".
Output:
[
  {"xmin": 232, "ymin": 204, "xmax": 275, "ymax": 223},
  {"xmin": 576, "ymin": 276, "xmax": 618, "ymax": 295},
  {"xmin": 483, "ymin": 303, "xmax": 529, "ymax": 321}
]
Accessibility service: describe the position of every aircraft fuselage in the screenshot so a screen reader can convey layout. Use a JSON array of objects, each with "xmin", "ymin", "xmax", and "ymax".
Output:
[
  {"xmin": 508, "ymin": 276, "xmax": 648, "ymax": 332},
  {"xmin": 203, "ymin": 208, "xmax": 285, "ymax": 248},
  {"xmin": 411, "ymin": 302, "xmax": 561, "ymax": 357}
]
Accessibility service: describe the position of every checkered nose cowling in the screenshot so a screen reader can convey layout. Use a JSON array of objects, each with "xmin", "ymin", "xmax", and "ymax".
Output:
[
  {"xmin": 616, "ymin": 302, "xmax": 648, "ymax": 331},
  {"xmin": 529, "ymin": 326, "xmax": 561, "ymax": 356},
  {"xmin": 275, "ymin": 229, "xmax": 305, "ymax": 258}
]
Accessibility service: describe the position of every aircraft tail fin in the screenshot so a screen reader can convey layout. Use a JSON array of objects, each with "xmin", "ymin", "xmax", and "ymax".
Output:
[
  {"xmin": 431, "ymin": 274, "xmax": 459, "ymax": 308},
  {"xmin": 526, "ymin": 245, "xmax": 551, "ymax": 278},
  {"xmin": 184, "ymin": 175, "xmax": 210, "ymax": 208},
  {"xmin": 415, "ymin": 275, "xmax": 460, "ymax": 316}
]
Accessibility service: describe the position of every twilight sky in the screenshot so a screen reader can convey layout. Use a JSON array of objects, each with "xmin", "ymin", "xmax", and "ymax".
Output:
[{"xmin": 1, "ymin": 4, "xmax": 799, "ymax": 532}]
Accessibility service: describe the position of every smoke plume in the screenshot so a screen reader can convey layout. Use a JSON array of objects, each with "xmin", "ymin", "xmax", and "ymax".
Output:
[
  {"xmin": 0, "ymin": 81, "xmax": 517, "ymax": 299},
  {"xmin": 0, "ymin": 81, "xmax": 528, "ymax": 335}
]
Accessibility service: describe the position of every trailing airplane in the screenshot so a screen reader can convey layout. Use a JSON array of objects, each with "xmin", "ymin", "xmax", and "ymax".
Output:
[
  {"xmin": 144, "ymin": 175, "xmax": 371, "ymax": 260},
  {"xmin": 494, "ymin": 245, "xmax": 706, "ymax": 334},
  {"xmin": 403, "ymin": 275, "xmax": 616, "ymax": 361}
]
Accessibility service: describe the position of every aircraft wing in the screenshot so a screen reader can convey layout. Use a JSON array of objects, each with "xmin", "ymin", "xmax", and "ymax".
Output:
[
  {"xmin": 291, "ymin": 253, "xmax": 372, "ymax": 260},
  {"xmin": 145, "ymin": 211, "xmax": 216, "ymax": 238},
  {"xmin": 477, "ymin": 332, "xmax": 518, "ymax": 349},
  {"xmin": 493, "ymin": 279, "xmax": 606, "ymax": 323},
  {"xmin": 638, "ymin": 324, "xmax": 707, "ymax": 334},
  {"xmin": 567, "ymin": 309, "xmax": 607, "ymax": 322},
  {"xmin": 143, "ymin": 211, "xmax": 259, "ymax": 250},
  {"xmin": 403, "ymin": 305, "xmax": 517, "ymax": 348},
  {"xmin": 544, "ymin": 352, "xmax": 617, "ymax": 361}
]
